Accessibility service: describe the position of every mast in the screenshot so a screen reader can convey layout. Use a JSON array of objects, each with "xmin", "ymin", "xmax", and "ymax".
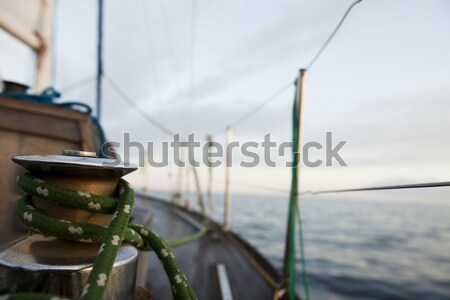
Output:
[{"xmin": 96, "ymin": 0, "xmax": 104, "ymax": 120}]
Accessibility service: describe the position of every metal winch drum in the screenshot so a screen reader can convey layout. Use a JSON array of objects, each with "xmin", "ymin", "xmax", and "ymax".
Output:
[{"xmin": 0, "ymin": 150, "xmax": 138, "ymax": 299}]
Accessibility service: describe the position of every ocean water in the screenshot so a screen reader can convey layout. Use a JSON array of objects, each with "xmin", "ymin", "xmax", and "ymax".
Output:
[
  {"xmin": 149, "ymin": 189, "xmax": 450, "ymax": 299},
  {"xmin": 204, "ymin": 193, "xmax": 450, "ymax": 300}
]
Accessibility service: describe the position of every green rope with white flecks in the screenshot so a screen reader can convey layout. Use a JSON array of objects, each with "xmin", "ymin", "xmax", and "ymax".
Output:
[{"xmin": 3, "ymin": 172, "xmax": 204, "ymax": 300}]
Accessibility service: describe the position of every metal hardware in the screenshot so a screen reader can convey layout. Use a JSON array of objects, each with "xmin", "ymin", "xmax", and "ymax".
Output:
[
  {"xmin": 0, "ymin": 153, "xmax": 139, "ymax": 299},
  {"xmin": 0, "ymin": 235, "xmax": 137, "ymax": 299},
  {"xmin": 63, "ymin": 149, "xmax": 98, "ymax": 157},
  {"xmin": 223, "ymin": 127, "xmax": 232, "ymax": 232},
  {"xmin": 12, "ymin": 154, "xmax": 137, "ymax": 178}
]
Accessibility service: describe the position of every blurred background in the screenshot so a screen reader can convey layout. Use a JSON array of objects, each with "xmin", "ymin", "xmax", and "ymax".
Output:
[{"xmin": 1, "ymin": 0, "xmax": 449, "ymax": 299}]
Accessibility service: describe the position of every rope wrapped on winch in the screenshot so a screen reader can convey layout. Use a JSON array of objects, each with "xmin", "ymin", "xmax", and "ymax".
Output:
[{"xmin": 7, "ymin": 172, "xmax": 201, "ymax": 300}]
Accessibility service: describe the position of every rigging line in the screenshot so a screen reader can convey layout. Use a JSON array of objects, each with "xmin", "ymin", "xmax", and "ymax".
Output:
[
  {"xmin": 235, "ymin": 181, "xmax": 293, "ymax": 195},
  {"xmin": 104, "ymin": 73, "xmax": 177, "ymax": 137},
  {"xmin": 296, "ymin": 200, "xmax": 310, "ymax": 300},
  {"xmin": 212, "ymin": 80, "xmax": 294, "ymax": 134},
  {"xmin": 305, "ymin": 181, "xmax": 450, "ymax": 195},
  {"xmin": 212, "ymin": 180, "xmax": 293, "ymax": 195},
  {"xmin": 192, "ymin": 1, "xmax": 362, "ymax": 136},
  {"xmin": 213, "ymin": 180, "xmax": 450, "ymax": 197},
  {"xmin": 188, "ymin": 0, "xmax": 197, "ymax": 135},
  {"xmin": 232, "ymin": 80, "xmax": 294, "ymax": 128},
  {"xmin": 60, "ymin": 75, "xmax": 96, "ymax": 93},
  {"xmin": 306, "ymin": 0, "xmax": 363, "ymax": 70},
  {"xmin": 159, "ymin": 0, "xmax": 178, "ymax": 76},
  {"xmin": 159, "ymin": 1, "xmax": 183, "ymax": 196},
  {"xmin": 96, "ymin": 0, "xmax": 104, "ymax": 120},
  {"xmin": 159, "ymin": 0, "xmax": 182, "ymax": 116},
  {"xmin": 183, "ymin": 0, "xmax": 197, "ymax": 204},
  {"xmin": 142, "ymin": 0, "xmax": 164, "ymax": 125},
  {"xmin": 142, "ymin": 0, "xmax": 178, "ymax": 197}
]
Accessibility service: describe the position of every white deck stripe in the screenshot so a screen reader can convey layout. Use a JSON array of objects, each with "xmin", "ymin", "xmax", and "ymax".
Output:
[{"xmin": 216, "ymin": 263, "xmax": 234, "ymax": 300}]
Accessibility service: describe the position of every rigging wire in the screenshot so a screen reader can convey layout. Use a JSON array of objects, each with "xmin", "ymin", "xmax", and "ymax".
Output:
[
  {"xmin": 160, "ymin": 3, "xmax": 186, "ymax": 201},
  {"xmin": 306, "ymin": 0, "xmax": 363, "ymax": 69},
  {"xmin": 104, "ymin": 73, "xmax": 176, "ymax": 136},
  {"xmin": 188, "ymin": 0, "xmax": 197, "ymax": 133},
  {"xmin": 141, "ymin": 0, "xmax": 172, "ymax": 194},
  {"xmin": 214, "ymin": 180, "xmax": 450, "ymax": 197},
  {"xmin": 159, "ymin": 0, "xmax": 183, "ymax": 126},
  {"xmin": 231, "ymin": 81, "xmax": 294, "ymax": 128},
  {"xmin": 154, "ymin": 0, "xmax": 185, "ymax": 195},
  {"xmin": 305, "ymin": 181, "xmax": 450, "ymax": 195},
  {"xmin": 142, "ymin": 0, "xmax": 164, "ymax": 125},
  {"xmin": 209, "ymin": 0, "xmax": 363, "ymax": 136},
  {"xmin": 159, "ymin": 0, "xmax": 179, "ymax": 84},
  {"xmin": 212, "ymin": 180, "xmax": 293, "ymax": 195},
  {"xmin": 60, "ymin": 75, "xmax": 96, "ymax": 93},
  {"xmin": 296, "ymin": 203, "xmax": 310, "ymax": 300},
  {"xmin": 96, "ymin": 0, "xmax": 104, "ymax": 120},
  {"xmin": 211, "ymin": 80, "xmax": 294, "ymax": 135},
  {"xmin": 183, "ymin": 0, "xmax": 198, "ymax": 204}
]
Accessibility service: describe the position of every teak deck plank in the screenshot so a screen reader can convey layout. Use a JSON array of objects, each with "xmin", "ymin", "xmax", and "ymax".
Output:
[{"xmin": 136, "ymin": 196, "xmax": 277, "ymax": 300}]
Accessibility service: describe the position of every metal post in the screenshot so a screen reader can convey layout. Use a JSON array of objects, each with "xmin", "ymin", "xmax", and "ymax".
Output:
[
  {"xmin": 283, "ymin": 69, "xmax": 307, "ymax": 298},
  {"xmin": 173, "ymin": 147, "xmax": 185, "ymax": 205},
  {"xmin": 143, "ymin": 149, "xmax": 149, "ymax": 193},
  {"xmin": 206, "ymin": 135, "xmax": 213, "ymax": 211},
  {"xmin": 167, "ymin": 164, "xmax": 173, "ymax": 196},
  {"xmin": 184, "ymin": 153, "xmax": 191, "ymax": 208},
  {"xmin": 296, "ymin": 69, "xmax": 307, "ymax": 170},
  {"xmin": 191, "ymin": 166, "xmax": 205, "ymax": 216},
  {"xmin": 223, "ymin": 127, "xmax": 232, "ymax": 232},
  {"xmin": 96, "ymin": 0, "xmax": 104, "ymax": 121}
]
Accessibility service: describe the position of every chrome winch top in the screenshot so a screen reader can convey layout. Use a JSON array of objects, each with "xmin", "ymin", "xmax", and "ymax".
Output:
[{"xmin": 12, "ymin": 150, "xmax": 138, "ymax": 177}]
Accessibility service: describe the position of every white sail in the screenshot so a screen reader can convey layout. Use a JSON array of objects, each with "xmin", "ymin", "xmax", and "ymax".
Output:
[{"xmin": 0, "ymin": 0, "xmax": 54, "ymax": 91}]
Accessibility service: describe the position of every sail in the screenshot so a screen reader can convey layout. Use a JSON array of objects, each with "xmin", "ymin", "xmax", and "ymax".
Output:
[{"xmin": 0, "ymin": 0, "xmax": 54, "ymax": 91}]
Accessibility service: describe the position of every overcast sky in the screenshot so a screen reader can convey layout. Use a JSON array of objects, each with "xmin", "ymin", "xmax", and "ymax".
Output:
[{"xmin": 1, "ymin": 0, "xmax": 449, "ymax": 201}]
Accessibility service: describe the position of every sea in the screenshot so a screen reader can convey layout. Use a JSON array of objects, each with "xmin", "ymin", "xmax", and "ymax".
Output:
[{"xmin": 151, "ymin": 190, "xmax": 450, "ymax": 300}]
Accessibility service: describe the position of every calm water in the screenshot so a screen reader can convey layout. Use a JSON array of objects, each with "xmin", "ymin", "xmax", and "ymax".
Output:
[{"xmin": 152, "ymin": 190, "xmax": 450, "ymax": 299}]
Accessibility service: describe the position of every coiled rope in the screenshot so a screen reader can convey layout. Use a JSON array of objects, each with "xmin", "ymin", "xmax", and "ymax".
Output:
[{"xmin": 4, "ymin": 172, "xmax": 204, "ymax": 300}]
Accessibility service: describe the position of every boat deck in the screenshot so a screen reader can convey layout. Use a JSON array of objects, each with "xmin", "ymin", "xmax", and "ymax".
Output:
[{"xmin": 135, "ymin": 195, "xmax": 281, "ymax": 300}]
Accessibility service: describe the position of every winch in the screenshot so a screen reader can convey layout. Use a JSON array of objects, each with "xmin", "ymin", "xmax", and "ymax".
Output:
[{"xmin": 0, "ymin": 150, "xmax": 139, "ymax": 299}]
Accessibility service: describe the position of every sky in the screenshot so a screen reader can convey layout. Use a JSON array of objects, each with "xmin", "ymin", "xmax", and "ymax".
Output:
[{"xmin": 1, "ymin": 0, "xmax": 450, "ymax": 201}]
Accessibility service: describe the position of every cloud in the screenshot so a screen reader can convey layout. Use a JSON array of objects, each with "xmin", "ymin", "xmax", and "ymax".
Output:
[{"xmin": 2, "ymin": 0, "xmax": 449, "ymax": 196}]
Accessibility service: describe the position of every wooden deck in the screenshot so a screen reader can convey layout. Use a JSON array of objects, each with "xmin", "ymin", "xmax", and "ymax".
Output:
[{"xmin": 135, "ymin": 194, "xmax": 282, "ymax": 300}]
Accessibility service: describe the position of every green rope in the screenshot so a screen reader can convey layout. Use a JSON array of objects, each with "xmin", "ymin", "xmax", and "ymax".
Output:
[
  {"xmin": 5, "ymin": 172, "xmax": 202, "ymax": 300},
  {"xmin": 286, "ymin": 78, "xmax": 310, "ymax": 299},
  {"xmin": 285, "ymin": 83, "xmax": 299, "ymax": 299},
  {"xmin": 0, "ymin": 293, "xmax": 69, "ymax": 300},
  {"xmin": 296, "ymin": 204, "xmax": 310, "ymax": 300},
  {"xmin": 169, "ymin": 227, "xmax": 208, "ymax": 248}
]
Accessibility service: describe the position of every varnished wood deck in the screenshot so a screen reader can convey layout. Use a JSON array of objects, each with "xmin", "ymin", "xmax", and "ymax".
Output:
[{"xmin": 135, "ymin": 194, "xmax": 282, "ymax": 300}]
